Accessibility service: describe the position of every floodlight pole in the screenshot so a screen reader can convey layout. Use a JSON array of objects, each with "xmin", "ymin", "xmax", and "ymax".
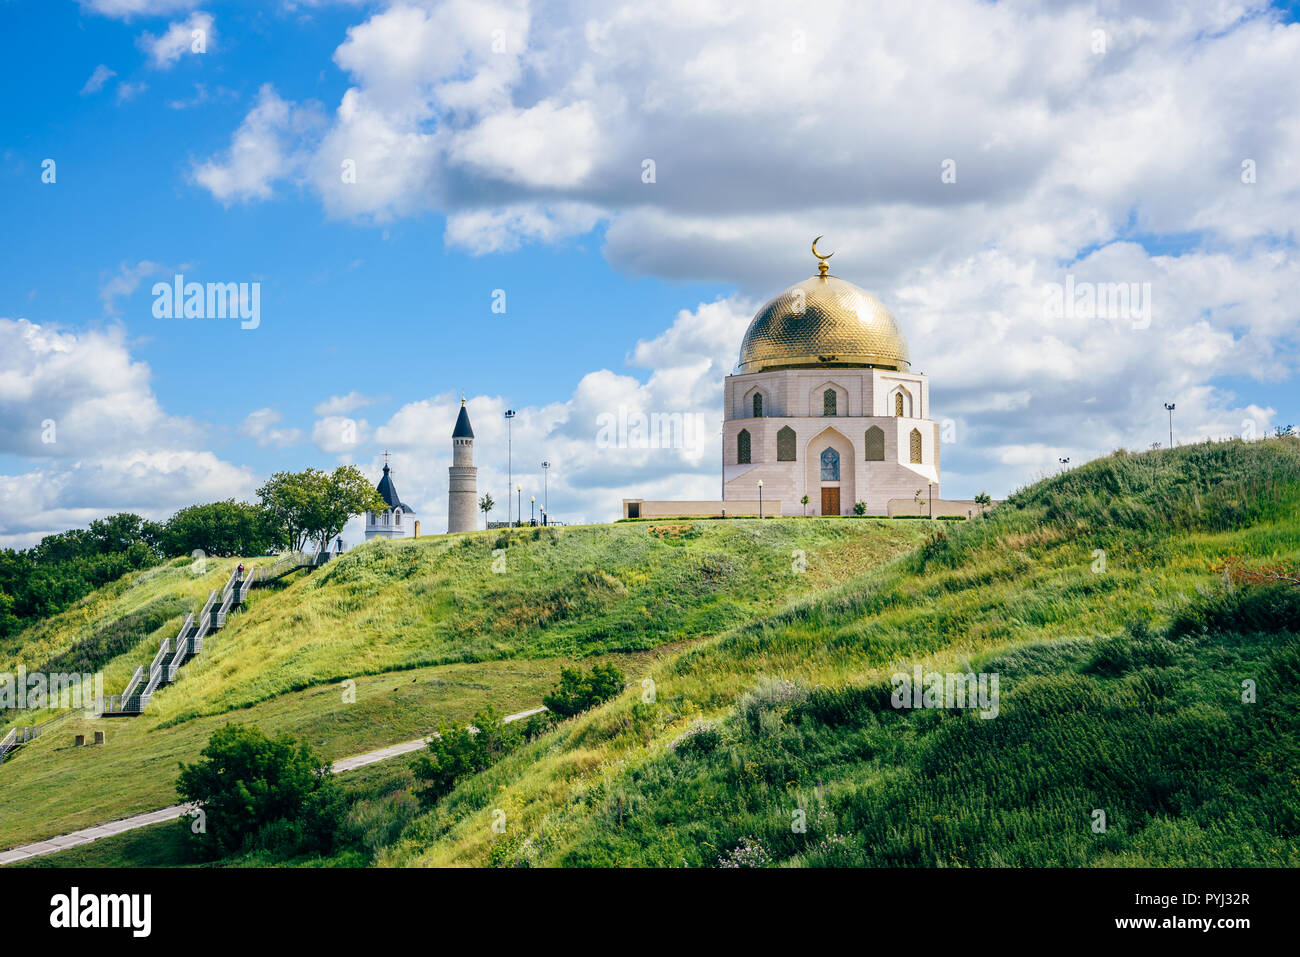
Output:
[{"xmin": 505, "ymin": 409, "xmax": 516, "ymax": 524}]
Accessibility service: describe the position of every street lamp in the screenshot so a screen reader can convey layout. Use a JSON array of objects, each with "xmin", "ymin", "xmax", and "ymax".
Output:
[
  {"xmin": 1058, "ymin": 457, "xmax": 1070, "ymax": 470},
  {"xmin": 504, "ymin": 410, "xmax": 516, "ymax": 525},
  {"xmin": 541, "ymin": 461, "xmax": 550, "ymax": 513},
  {"xmin": 1164, "ymin": 403, "xmax": 1176, "ymax": 448},
  {"xmin": 757, "ymin": 480, "xmax": 763, "ymax": 519},
  {"xmin": 530, "ymin": 496, "xmax": 535, "ymax": 526},
  {"xmin": 516, "ymin": 484, "xmax": 521, "ymax": 528},
  {"xmin": 928, "ymin": 480, "xmax": 934, "ymax": 520}
]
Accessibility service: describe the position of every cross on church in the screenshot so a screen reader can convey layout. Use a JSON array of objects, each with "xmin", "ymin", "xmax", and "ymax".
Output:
[{"xmin": 382, "ymin": 450, "xmax": 392, "ymax": 467}]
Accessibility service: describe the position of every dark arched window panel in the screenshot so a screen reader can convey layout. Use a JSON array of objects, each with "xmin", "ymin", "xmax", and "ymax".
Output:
[{"xmin": 777, "ymin": 426, "xmax": 796, "ymax": 462}]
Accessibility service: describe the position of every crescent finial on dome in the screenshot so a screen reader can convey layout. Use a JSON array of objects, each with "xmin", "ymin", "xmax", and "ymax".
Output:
[{"xmin": 811, "ymin": 236, "xmax": 834, "ymax": 276}]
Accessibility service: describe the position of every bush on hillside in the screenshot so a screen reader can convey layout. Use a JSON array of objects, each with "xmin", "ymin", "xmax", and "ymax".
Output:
[
  {"xmin": 412, "ymin": 707, "xmax": 522, "ymax": 808},
  {"xmin": 738, "ymin": 677, "xmax": 808, "ymax": 735},
  {"xmin": 176, "ymin": 723, "xmax": 346, "ymax": 861},
  {"xmin": 542, "ymin": 663, "xmax": 625, "ymax": 718}
]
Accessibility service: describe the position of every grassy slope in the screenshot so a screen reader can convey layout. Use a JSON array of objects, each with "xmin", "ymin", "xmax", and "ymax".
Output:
[
  {"xmin": 383, "ymin": 438, "xmax": 1300, "ymax": 867},
  {"xmin": 12, "ymin": 760, "xmax": 414, "ymax": 868},
  {"xmin": 0, "ymin": 519, "xmax": 923, "ymax": 849}
]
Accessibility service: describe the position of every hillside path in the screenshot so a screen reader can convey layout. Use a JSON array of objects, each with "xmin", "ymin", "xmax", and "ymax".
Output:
[{"xmin": 0, "ymin": 705, "xmax": 548, "ymax": 867}]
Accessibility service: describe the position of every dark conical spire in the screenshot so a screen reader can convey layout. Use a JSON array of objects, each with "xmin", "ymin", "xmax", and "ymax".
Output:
[
  {"xmin": 375, "ymin": 462, "xmax": 414, "ymax": 513},
  {"xmin": 453, "ymin": 397, "xmax": 474, "ymax": 439}
]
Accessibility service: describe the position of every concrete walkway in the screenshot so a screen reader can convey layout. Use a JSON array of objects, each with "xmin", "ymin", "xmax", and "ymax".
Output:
[{"xmin": 0, "ymin": 705, "xmax": 549, "ymax": 867}]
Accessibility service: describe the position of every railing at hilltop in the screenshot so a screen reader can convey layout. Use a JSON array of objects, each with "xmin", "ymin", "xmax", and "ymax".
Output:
[{"xmin": 0, "ymin": 709, "xmax": 75, "ymax": 765}]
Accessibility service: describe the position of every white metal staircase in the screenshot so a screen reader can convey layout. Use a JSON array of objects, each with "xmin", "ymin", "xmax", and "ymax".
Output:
[
  {"xmin": 0, "ymin": 710, "xmax": 74, "ymax": 765},
  {"xmin": 95, "ymin": 552, "xmax": 315, "ymax": 718}
]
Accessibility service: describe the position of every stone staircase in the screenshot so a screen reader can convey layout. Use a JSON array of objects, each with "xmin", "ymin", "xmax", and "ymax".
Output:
[{"xmin": 96, "ymin": 550, "xmax": 320, "ymax": 718}]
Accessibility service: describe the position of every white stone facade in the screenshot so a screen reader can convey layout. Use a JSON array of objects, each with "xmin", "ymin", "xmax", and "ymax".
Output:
[
  {"xmin": 365, "ymin": 505, "xmax": 409, "ymax": 540},
  {"xmin": 722, "ymin": 367, "xmax": 940, "ymax": 515}
]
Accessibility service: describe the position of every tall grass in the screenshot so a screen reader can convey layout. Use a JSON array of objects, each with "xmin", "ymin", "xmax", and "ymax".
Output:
[{"xmin": 385, "ymin": 438, "xmax": 1300, "ymax": 867}]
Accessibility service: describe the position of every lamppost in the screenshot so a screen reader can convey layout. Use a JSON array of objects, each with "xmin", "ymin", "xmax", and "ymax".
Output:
[
  {"xmin": 515, "ymin": 485, "xmax": 521, "ymax": 528},
  {"xmin": 1059, "ymin": 457, "xmax": 1070, "ymax": 471},
  {"xmin": 1164, "ymin": 402, "xmax": 1175, "ymax": 448},
  {"xmin": 530, "ymin": 496, "xmax": 535, "ymax": 526},
  {"xmin": 928, "ymin": 480, "xmax": 934, "ymax": 519},
  {"xmin": 504, "ymin": 410, "xmax": 516, "ymax": 525},
  {"xmin": 757, "ymin": 480, "xmax": 763, "ymax": 519},
  {"xmin": 541, "ymin": 461, "xmax": 550, "ymax": 514}
]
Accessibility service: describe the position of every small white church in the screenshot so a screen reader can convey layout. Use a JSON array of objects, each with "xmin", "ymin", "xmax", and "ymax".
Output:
[{"xmin": 364, "ymin": 458, "xmax": 415, "ymax": 541}]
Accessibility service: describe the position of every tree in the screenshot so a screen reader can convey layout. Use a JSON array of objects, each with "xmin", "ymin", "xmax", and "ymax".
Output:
[
  {"xmin": 308, "ymin": 466, "xmax": 387, "ymax": 550},
  {"xmin": 974, "ymin": 491, "xmax": 992, "ymax": 506},
  {"xmin": 412, "ymin": 707, "xmax": 521, "ymax": 808},
  {"xmin": 479, "ymin": 493, "xmax": 495, "ymax": 530},
  {"xmin": 853, "ymin": 501, "xmax": 867, "ymax": 515},
  {"xmin": 257, "ymin": 467, "xmax": 385, "ymax": 553},
  {"xmin": 800, "ymin": 494, "xmax": 809, "ymax": 516},
  {"xmin": 0, "ymin": 513, "xmax": 164, "ymax": 641},
  {"xmin": 542, "ymin": 663, "xmax": 625, "ymax": 718},
  {"xmin": 256, "ymin": 471, "xmax": 318, "ymax": 552},
  {"xmin": 162, "ymin": 500, "xmax": 275, "ymax": 557},
  {"xmin": 176, "ymin": 723, "xmax": 346, "ymax": 860}
]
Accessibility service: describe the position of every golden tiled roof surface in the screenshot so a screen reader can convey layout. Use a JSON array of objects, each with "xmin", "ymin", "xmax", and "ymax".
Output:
[{"xmin": 737, "ymin": 273, "xmax": 911, "ymax": 375}]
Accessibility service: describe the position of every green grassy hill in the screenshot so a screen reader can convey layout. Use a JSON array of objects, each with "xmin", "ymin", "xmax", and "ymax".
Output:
[
  {"xmin": 5, "ymin": 438, "xmax": 1298, "ymax": 868},
  {"xmin": 0, "ymin": 518, "xmax": 922, "ymax": 849},
  {"xmin": 377, "ymin": 437, "xmax": 1300, "ymax": 867}
]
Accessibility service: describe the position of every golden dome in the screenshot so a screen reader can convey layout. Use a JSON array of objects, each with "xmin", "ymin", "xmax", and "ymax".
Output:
[{"xmin": 737, "ymin": 273, "xmax": 911, "ymax": 375}]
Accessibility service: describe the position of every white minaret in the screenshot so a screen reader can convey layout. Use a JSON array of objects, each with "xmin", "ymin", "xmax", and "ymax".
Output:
[{"xmin": 447, "ymin": 398, "xmax": 477, "ymax": 533}]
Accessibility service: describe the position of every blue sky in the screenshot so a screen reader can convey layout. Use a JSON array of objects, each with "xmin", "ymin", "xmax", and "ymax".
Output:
[{"xmin": 1, "ymin": 0, "xmax": 1297, "ymax": 544}]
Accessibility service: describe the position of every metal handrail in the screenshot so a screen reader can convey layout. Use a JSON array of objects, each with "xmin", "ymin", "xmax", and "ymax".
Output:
[
  {"xmin": 1, "ymin": 709, "xmax": 75, "ymax": 762},
  {"xmin": 78, "ymin": 556, "xmax": 313, "ymax": 722},
  {"xmin": 120, "ymin": 665, "xmax": 145, "ymax": 698}
]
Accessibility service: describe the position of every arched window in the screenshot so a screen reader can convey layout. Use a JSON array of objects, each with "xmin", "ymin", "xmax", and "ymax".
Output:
[
  {"xmin": 777, "ymin": 426, "xmax": 796, "ymax": 462},
  {"xmin": 823, "ymin": 389, "xmax": 837, "ymax": 416},
  {"xmin": 737, "ymin": 429, "xmax": 751, "ymax": 464},
  {"xmin": 752, "ymin": 393, "xmax": 763, "ymax": 418},
  {"xmin": 865, "ymin": 426, "xmax": 885, "ymax": 461},
  {"xmin": 909, "ymin": 428, "xmax": 923, "ymax": 463},
  {"xmin": 895, "ymin": 392, "xmax": 904, "ymax": 417},
  {"xmin": 395, "ymin": 510, "xmax": 402, "ymax": 526},
  {"xmin": 820, "ymin": 448, "xmax": 840, "ymax": 481}
]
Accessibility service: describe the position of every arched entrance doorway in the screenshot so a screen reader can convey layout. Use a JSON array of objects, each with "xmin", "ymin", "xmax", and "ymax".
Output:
[
  {"xmin": 804, "ymin": 427, "xmax": 856, "ymax": 515},
  {"xmin": 820, "ymin": 448, "xmax": 840, "ymax": 515}
]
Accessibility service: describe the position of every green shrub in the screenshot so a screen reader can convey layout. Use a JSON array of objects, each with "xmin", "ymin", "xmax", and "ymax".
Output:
[
  {"xmin": 668, "ymin": 720, "xmax": 722, "ymax": 757},
  {"xmin": 412, "ymin": 707, "xmax": 521, "ymax": 808},
  {"xmin": 542, "ymin": 663, "xmax": 625, "ymax": 718},
  {"xmin": 176, "ymin": 723, "xmax": 346, "ymax": 861},
  {"xmin": 737, "ymin": 677, "xmax": 807, "ymax": 735}
]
